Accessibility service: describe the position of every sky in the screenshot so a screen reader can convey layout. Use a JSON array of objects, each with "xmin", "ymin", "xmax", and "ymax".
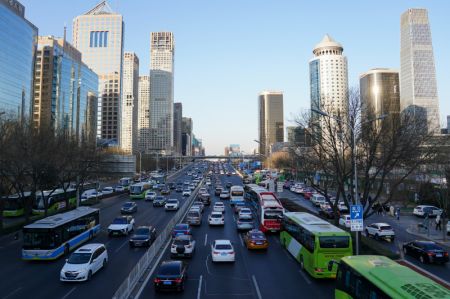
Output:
[{"xmin": 21, "ymin": 0, "xmax": 450, "ymax": 155}]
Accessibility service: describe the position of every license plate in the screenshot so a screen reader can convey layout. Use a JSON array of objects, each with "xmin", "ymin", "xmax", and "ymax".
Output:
[
  {"xmin": 163, "ymin": 281, "xmax": 172, "ymax": 285},
  {"xmin": 221, "ymin": 253, "xmax": 227, "ymax": 256},
  {"xmin": 436, "ymin": 254, "xmax": 443, "ymax": 257},
  {"xmin": 256, "ymin": 242, "xmax": 262, "ymax": 245}
]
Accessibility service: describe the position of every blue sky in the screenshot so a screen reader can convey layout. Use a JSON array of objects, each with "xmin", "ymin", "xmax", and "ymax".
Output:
[{"xmin": 21, "ymin": 0, "xmax": 449, "ymax": 155}]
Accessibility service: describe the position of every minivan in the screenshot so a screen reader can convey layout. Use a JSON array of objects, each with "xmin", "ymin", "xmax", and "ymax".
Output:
[
  {"xmin": 186, "ymin": 210, "xmax": 202, "ymax": 225},
  {"xmin": 311, "ymin": 194, "xmax": 326, "ymax": 207}
]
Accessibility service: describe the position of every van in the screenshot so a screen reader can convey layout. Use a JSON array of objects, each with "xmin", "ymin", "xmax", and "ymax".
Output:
[
  {"xmin": 311, "ymin": 194, "xmax": 326, "ymax": 207},
  {"xmin": 186, "ymin": 210, "xmax": 202, "ymax": 225}
]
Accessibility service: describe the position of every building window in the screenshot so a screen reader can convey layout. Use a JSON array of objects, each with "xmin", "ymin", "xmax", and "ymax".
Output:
[{"xmin": 90, "ymin": 31, "xmax": 109, "ymax": 48}]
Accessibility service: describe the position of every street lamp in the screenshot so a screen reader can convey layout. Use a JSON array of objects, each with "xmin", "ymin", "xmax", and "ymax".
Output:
[{"xmin": 311, "ymin": 108, "xmax": 387, "ymax": 255}]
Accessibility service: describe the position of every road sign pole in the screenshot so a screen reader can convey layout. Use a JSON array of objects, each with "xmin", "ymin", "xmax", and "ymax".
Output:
[{"xmin": 350, "ymin": 204, "xmax": 363, "ymax": 255}]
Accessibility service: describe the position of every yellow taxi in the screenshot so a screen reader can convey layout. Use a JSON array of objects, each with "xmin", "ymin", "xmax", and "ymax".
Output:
[{"xmin": 243, "ymin": 229, "xmax": 269, "ymax": 250}]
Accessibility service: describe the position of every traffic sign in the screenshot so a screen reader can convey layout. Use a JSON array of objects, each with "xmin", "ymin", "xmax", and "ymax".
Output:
[
  {"xmin": 276, "ymin": 182, "xmax": 283, "ymax": 193},
  {"xmin": 350, "ymin": 204, "xmax": 363, "ymax": 232}
]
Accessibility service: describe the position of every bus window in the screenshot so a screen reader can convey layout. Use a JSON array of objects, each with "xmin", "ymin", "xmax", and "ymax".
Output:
[{"xmin": 319, "ymin": 236, "xmax": 350, "ymax": 248}]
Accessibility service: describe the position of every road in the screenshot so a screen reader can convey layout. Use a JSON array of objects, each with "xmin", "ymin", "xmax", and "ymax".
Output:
[
  {"xmin": 0, "ymin": 165, "xmax": 202, "ymax": 299},
  {"xmin": 139, "ymin": 170, "xmax": 335, "ymax": 299}
]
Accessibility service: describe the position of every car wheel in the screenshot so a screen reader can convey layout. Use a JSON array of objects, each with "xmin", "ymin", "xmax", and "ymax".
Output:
[
  {"xmin": 87, "ymin": 270, "xmax": 92, "ymax": 281},
  {"xmin": 419, "ymin": 255, "xmax": 426, "ymax": 264}
]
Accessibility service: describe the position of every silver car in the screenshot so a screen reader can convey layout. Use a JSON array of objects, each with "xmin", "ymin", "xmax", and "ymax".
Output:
[
  {"xmin": 186, "ymin": 210, "xmax": 202, "ymax": 225},
  {"xmin": 236, "ymin": 217, "xmax": 254, "ymax": 231}
]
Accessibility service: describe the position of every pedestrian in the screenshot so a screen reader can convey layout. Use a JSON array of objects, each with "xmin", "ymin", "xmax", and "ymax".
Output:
[
  {"xmin": 396, "ymin": 207, "xmax": 400, "ymax": 220},
  {"xmin": 378, "ymin": 205, "xmax": 383, "ymax": 216},
  {"xmin": 435, "ymin": 214, "xmax": 442, "ymax": 231}
]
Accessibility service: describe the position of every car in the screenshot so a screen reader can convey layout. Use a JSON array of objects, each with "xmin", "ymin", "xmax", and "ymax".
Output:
[
  {"xmin": 213, "ymin": 202, "xmax": 225, "ymax": 213},
  {"xmin": 243, "ymin": 229, "xmax": 269, "ymax": 250},
  {"xmin": 87, "ymin": 190, "xmax": 102, "ymax": 199},
  {"xmin": 191, "ymin": 201, "xmax": 204, "ymax": 213},
  {"xmin": 189, "ymin": 184, "xmax": 196, "ymax": 191},
  {"xmin": 145, "ymin": 191, "xmax": 157, "ymax": 201},
  {"xmin": 182, "ymin": 189, "xmax": 191, "ymax": 197},
  {"xmin": 153, "ymin": 196, "xmax": 167, "ymax": 207},
  {"xmin": 102, "ymin": 186, "xmax": 114, "ymax": 194},
  {"xmin": 176, "ymin": 186, "xmax": 183, "ymax": 192},
  {"xmin": 403, "ymin": 240, "xmax": 449, "ymax": 264},
  {"xmin": 199, "ymin": 187, "xmax": 208, "ymax": 194},
  {"xmin": 339, "ymin": 214, "xmax": 351, "ymax": 228},
  {"xmin": 168, "ymin": 182, "xmax": 176, "ymax": 190},
  {"xmin": 165, "ymin": 199, "xmax": 180, "ymax": 211},
  {"xmin": 365, "ymin": 223, "xmax": 395, "ymax": 241},
  {"xmin": 186, "ymin": 210, "xmax": 202, "ymax": 225},
  {"xmin": 154, "ymin": 260, "xmax": 188, "ymax": 292},
  {"xmin": 214, "ymin": 187, "xmax": 223, "ymax": 196},
  {"xmin": 220, "ymin": 190, "xmax": 230, "ymax": 199},
  {"xmin": 413, "ymin": 205, "xmax": 442, "ymax": 218},
  {"xmin": 234, "ymin": 202, "xmax": 246, "ymax": 214},
  {"xmin": 121, "ymin": 201, "xmax": 137, "ymax": 214},
  {"xmin": 198, "ymin": 193, "xmax": 211, "ymax": 205},
  {"xmin": 60, "ymin": 243, "xmax": 108, "ymax": 282},
  {"xmin": 208, "ymin": 211, "xmax": 225, "ymax": 226},
  {"xmin": 236, "ymin": 217, "xmax": 254, "ymax": 231},
  {"xmin": 211, "ymin": 240, "xmax": 235, "ymax": 262},
  {"xmin": 337, "ymin": 201, "xmax": 349, "ymax": 213},
  {"xmin": 238, "ymin": 208, "xmax": 252, "ymax": 220},
  {"xmin": 115, "ymin": 185, "xmax": 125, "ymax": 192},
  {"xmin": 108, "ymin": 216, "xmax": 135, "ymax": 236},
  {"xmin": 170, "ymin": 235, "xmax": 196, "ymax": 258},
  {"xmin": 311, "ymin": 194, "xmax": 326, "ymax": 207},
  {"xmin": 129, "ymin": 226, "xmax": 156, "ymax": 247},
  {"xmin": 319, "ymin": 205, "xmax": 335, "ymax": 219},
  {"xmin": 172, "ymin": 223, "xmax": 192, "ymax": 237},
  {"xmin": 160, "ymin": 188, "xmax": 170, "ymax": 195}
]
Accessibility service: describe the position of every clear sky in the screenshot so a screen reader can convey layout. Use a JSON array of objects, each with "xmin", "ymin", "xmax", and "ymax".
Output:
[{"xmin": 21, "ymin": 0, "xmax": 449, "ymax": 155}]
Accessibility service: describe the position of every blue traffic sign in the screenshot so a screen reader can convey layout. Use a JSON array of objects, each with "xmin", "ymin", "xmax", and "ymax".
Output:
[{"xmin": 350, "ymin": 204, "xmax": 363, "ymax": 220}]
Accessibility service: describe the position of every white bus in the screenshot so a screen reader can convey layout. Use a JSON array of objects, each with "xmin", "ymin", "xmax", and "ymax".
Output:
[
  {"xmin": 230, "ymin": 185, "xmax": 245, "ymax": 206},
  {"xmin": 118, "ymin": 177, "xmax": 132, "ymax": 191},
  {"xmin": 22, "ymin": 207, "xmax": 100, "ymax": 260}
]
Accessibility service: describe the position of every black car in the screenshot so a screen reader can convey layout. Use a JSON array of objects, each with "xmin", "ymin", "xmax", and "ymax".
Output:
[
  {"xmin": 215, "ymin": 187, "xmax": 223, "ymax": 196},
  {"xmin": 153, "ymin": 196, "xmax": 167, "ymax": 207},
  {"xmin": 168, "ymin": 182, "xmax": 176, "ymax": 190},
  {"xmin": 129, "ymin": 226, "xmax": 156, "ymax": 247},
  {"xmin": 121, "ymin": 201, "xmax": 138, "ymax": 214},
  {"xmin": 403, "ymin": 240, "xmax": 449, "ymax": 264},
  {"xmin": 154, "ymin": 260, "xmax": 188, "ymax": 292}
]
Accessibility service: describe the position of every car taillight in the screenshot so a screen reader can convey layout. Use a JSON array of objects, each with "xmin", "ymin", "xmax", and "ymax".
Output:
[
  {"xmin": 229, "ymin": 251, "xmax": 234, "ymax": 254},
  {"xmin": 427, "ymin": 252, "xmax": 435, "ymax": 256},
  {"xmin": 213, "ymin": 251, "xmax": 220, "ymax": 254},
  {"xmin": 174, "ymin": 278, "xmax": 182, "ymax": 283},
  {"xmin": 444, "ymin": 252, "xmax": 449, "ymax": 257},
  {"xmin": 154, "ymin": 278, "xmax": 161, "ymax": 283}
]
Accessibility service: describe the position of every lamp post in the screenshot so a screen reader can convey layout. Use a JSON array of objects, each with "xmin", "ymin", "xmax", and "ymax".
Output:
[{"xmin": 311, "ymin": 108, "xmax": 387, "ymax": 255}]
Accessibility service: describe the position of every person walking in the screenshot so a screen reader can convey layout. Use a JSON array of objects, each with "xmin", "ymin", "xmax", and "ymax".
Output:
[{"xmin": 435, "ymin": 214, "xmax": 442, "ymax": 231}]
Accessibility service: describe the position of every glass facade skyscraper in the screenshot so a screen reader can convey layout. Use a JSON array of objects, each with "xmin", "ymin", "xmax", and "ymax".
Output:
[
  {"xmin": 138, "ymin": 75, "xmax": 150, "ymax": 151},
  {"xmin": 258, "ymin": 91, "xmax": 284, "ymax": 157},
  {"xmin": 0, "ymin": 0, "xmax": 37, "ymax": 119},
  {"xmin": 173, "ymin": 102, "xmax": 182, "ymax": 155}
]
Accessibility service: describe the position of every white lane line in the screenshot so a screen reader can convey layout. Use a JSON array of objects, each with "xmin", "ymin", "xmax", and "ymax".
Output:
[
  {"xmin": 197, "ymin": 275, "xmax": 203, "ymax": 299},
  {"xmin": 204, "ymin": 234, "xmax": 208, "ymax": 246},
  {"xmin": 114, "ymin": 239, "xmax": 129, "ymax": 254},
  {"xmin": 60, "ymin": 287, "xmax": 77, "ymax": 299},
  {"xmin": 298, "ymin": 270, "xmax": 312, "ymax": 285},
  {"xmin": 252, "ymin": 275, "xmax": 262, "ymax": 299},
  {"xmin": 2, "ymin": 287, "xmax": 23, "ymax": 299},
  {"xmin": 238, "ymin": 233, "xmax": 244, "ymax": 247}
]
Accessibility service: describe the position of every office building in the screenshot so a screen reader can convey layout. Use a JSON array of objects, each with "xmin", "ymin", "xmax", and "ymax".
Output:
[
  {"xmin": 138, "ymin": 75, "xmax": 150, "ymax": 151},
  {"xmin": 173, "ymin": 102, "xmax": 183, "ymax": 155},
  {"xmin": 33, "ymin": 36, "xmax": 98, "ymax": 142},
  {"xmin": 73, "ymin": 1, "xmax": 124, "ymax": 142},
  {"xmin": 400, "ymin": 8, "xmax": 440, "ymax": 133},
  {"xmin": 287, "ymin": 126, "xmax": 312, "ymax": 148},
  {"xmin": 182, "ymin": 117, "xmax": 192, "ymax": 156},
  {"xmin": 258, "ymin": 91, "xmax": 284, "ymax": 157},
  {"xmin": 360, "ymin": 68, "xmax": 400, "ymax": 136},
  {"xmin": 0, "ymin": 0, "xmax": 38, "ymax": 119},
  {"xmin": 149, "ymin": 32, "xmax": 175, "ymax": 154},
  {"xmin": 120, "ymin": 52, "xmax": 139, "ymax": 153}
]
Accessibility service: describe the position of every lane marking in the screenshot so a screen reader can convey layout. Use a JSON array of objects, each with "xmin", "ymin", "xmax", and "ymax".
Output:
[
  {"xmin": 298, "ymin": 270, "xmax": 312, "ymax": 285},
  {"xmin": 252, "ymin": 275, "xmax": 262, "ymax": 299},
  {"xmin": 114, "ymin": 239, "xmax": 129, "ymax": 254},
  {"xmin": 238, "ymin": 234, "xmax": 244, "ymax": 247},
  {"xmin": 2, "ymin": 287, "xmax": 22, "ymax": 299},
  {"xmin": 204, "ymin": 234, "xmax": 208, "ymax": 246},
  {"xmin": 60, "ymin": 287, "xmax": 77, "ymax": 299},
  {"xmin": 197, "ymin": 275, "xmax": 203, "ymax": 299}
]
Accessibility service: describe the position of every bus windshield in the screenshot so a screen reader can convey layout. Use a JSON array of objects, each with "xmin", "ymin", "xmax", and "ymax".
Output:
[
  {"xmin": 319, "ymin": 236, "xmax": 350, "ymax": 248},
  {"xmin": 264, "ymin": 210, "xmax": 283, "ymax": 219},
  {"xmin": 23, "ymin": 229, "xmax": 56, "ymax": 249},
  {"xmin": 130, "ymin": 186, "xmax": 142, "ymax": 194}
]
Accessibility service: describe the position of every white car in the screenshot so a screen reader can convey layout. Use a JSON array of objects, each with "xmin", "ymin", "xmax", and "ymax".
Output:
[
  {"xmin": 145, "ymin": 191, "xmax": 157, "ymax": 201},
  {"xmin": 213, "ymin": 202, "xmax": 225, "ymax": 213},
  {"xmin": 191, "ymin": 202, "xmax": 204, "ymax": 213},
  {"xmin": 413, "ymin": 205, "xmax": 442, "ymax": 217},
  {"xmin": 365, "ymin": 223, "xmax": 395, "ymax": 241},
  {"xmin": 165, "ymin": 199, "xmax": 180, "ymax": 211},
  {"xmin": 338, "ymin": 201, "xmax": 348, "ymax": 213},
  {"xmin": 220, "ymin": 191, "xmax": 230, "ymax": 199},
  {"xmin": 238, "ymin": 208, "xmax": 252, "ymax": 220},
  {"xmin": 211, "ymin": 240, "xmax": 235, "ymax": 262},
  {"xmin": 108, "ymin": 216, "xmax": 135, "ymax": 236},
  {"xmin": 339, "ymin": 214, "xmax": 351, "ymax": 228},
  {"xmin": 199, "ymin": 188, "xmax": 208, "ymax": 194},
  {"xmin": 102, "ymin": 187, "xmax": 114, "ymax": 194},
  {"xmin": 183, "ymin": 189, "xmax": 191, "ymax": 197},
  {"xmin": 170, "ymin": 235, "xmax": 196, "ymax": 258},
  {"xmin": 115, "ymin": 185, "xmax": 125, "ymax": 192},
  {"xmin": 311, "ymin": 194, "xmax": 326, "ymax": 207},
  {"xmin": 60, "ymin": 243, "xmax": 108, "ymax": 282},
  {"xmin": 87, "ymin": 190, "xmax": 102, "ymax": 199},
  {"xmin": 209, "ymin": 211, "xmax": 225, "ymax": 225}
]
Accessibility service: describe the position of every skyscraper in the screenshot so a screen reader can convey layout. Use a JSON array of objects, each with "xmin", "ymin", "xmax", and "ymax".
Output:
[
  {"xmin": 258, "ymin": 91, "xmax": 284, "ymax": 157},
  {"xmin": 138, "ymin": 75, "xmax": 150, "ymax": 151},
  {"xmin": 173, "ymin": 102, "xmax": 183, "ymax": 155},
  {"xmin": 33, "ymin": 36, "xmax": 98, "ymax": 142},
  {"xmin": 400, "ymin": 8, "xmax": 440, "ymax": 133},
  {"xmin": 182, "ymin": 117, "xmax": 192, "ymax": 156},
  {"xmin": 0, "ymin": 0, "xmax": 37, "ymax": 119},
  {"xmin": 120, "ymin": 52, "xmax": 139, "ymax": 154},
  {"xmin": 149, "ymin": 32, "xmax": 175, "ymax": 154},
  {"xmin": 73, "ymin": 1, "xmax": 124, "ymax": 143}
]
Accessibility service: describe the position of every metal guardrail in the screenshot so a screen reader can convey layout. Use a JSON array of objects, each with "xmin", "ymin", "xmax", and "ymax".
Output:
[{"xmin": 112, "ymin": 179, "xmax": 203, "ymax": 299}]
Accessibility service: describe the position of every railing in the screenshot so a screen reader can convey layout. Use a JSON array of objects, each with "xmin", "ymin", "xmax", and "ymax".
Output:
[{"xmin": 112, "ymin": 179, "xmax": 202, "ymax": 299}]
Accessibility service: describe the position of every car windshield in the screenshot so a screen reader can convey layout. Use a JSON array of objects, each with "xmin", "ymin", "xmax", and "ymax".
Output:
[
  {"xmin": 188, "ymin": 212, "xmax": 199, "ymax": 217},
  {"xmin": 215, "ymin": 244, "xmax": 232, "ymax": 250},
  {"xmin": 68, "ymin": 252, "xmax": 91, "ymax": 264},
  {"xmin": 215, "ymin": 203, "xmax": 224, "ymax": 207},
  {"xmin": 422, "ymin": 243, "xmax": 441, "ymax": 250},
  {"xmin": 239, "ymin": 218, "xmax": 252, "ymax": 223},
  {"xmin": 240, "ymin": 209, "xmax": 251, "ymax": 214},
  {"xmin": 167, "ymin": 199, "xmax": 178, "ymax": 204},
  {"xmin": 319, "ymin": 236, "xmax": 350, "ymax": 248},
  {"xmin": 174, "ymin": 239, "xmax": 190, "ymax": 246},
  {"xmin": 112, "ymin": 218, "xmax": 127, "ymax": 224},
  {"xmin": 175, "ymin": 224, "xmax": 187, "ymax": 230},
  {"xmin": 123, "ymin": 203, "xmax": 133, "ymax": 208},
  {"xmin": 155, "ymin": 196, "xmax": 164, "ymax": 201},
  {"xmin": 135, "ymin": 228, "xmax": 150, "ymax": 235},
  {"xmin": 250, "ymin": 233, "xmax": 265, "ymax": 239},
  {"xmin": 158, "ymin": 264, "xmax": 181, "ymax": 276},
  {"xmin": 380, "ymin": 225, "xmax": 392, "ymax": 230}
]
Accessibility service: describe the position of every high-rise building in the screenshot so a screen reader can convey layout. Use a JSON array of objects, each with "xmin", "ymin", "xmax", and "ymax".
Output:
[
  {"xmin": 360, "ymin": 68, "xmax": 400, "ymax": 136},
  {"xmin": 287, "ymin": 126, "xmax": 312, "ymax": 148},
  {"xmin": 173, "ymin": 103, "xmax": 183, "ymax": 155},
  {"xmin": 258, "ymin": 91, "xmax": 284, "ymax": 157},
  {"xmin": 149, "ymin": 32, "xmax": 175, "ymax": 154},
  {"xmin": 400, "ymin": 8, "xmax": 440, "ymax": 133},
  {"xmin": 73, "ymin": 1, "xmax": 124, "ymax": 143},
  {"xmin": 120, "ymin": 52, "xmax": 139, "ymax": 154},
  {"xmin": 33, "ymin": 36, "xmax": 98, "ymax": 142},
  {"xmin": 309, "ymin": 34, "xmax": 348, "ymax": 116},
  {"xmin": 182, "ymin": 117, "xmax": 192, "ymax": 156},
  {"xmin": 447, "ymin": 116, "xmax": 450, "ymax": 133},
  {"xmin": 0, "ymin": 0, "xmax": 37, "ymax": 119},
  {"xmin": 138, "ymin": 75, "xmax": 150, "ymax": 151}
]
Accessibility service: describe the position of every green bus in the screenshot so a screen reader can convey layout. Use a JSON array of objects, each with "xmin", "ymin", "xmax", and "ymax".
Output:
[
  {"xmin": 332, "ymin": 255, "xmax": 450, "ymax": 299},
  {"xmin": 280, "ymin": 212, "xmax": 352, "ymax": 279},
  {"xmin": 2, "ymin": 192, "xmax": 32, "ymax": 217},
  {"xmin": 33, "ymin": 189, "xmax": 77, "ymax": 215},
  {"xmin": 129, "ymin": 182, "xmax": 152, "ymax": 199}
]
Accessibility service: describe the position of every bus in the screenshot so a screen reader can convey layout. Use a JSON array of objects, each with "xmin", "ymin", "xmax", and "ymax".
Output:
[
  {"xmin": 129, "ymin": 182, "xmax": 152, "ymax": 199},
  {"xmin": 230, "ymin": 185, "xmax": 245, "ymax": 206},
  {"xmin": 280, "ymin": 212, "xmax": 352, "ymax": 279},
  {"xmin": 118, "ymin": 177, "xmax": 132, "ymax": 191},
  {"xmin": 332, "ymin": 255, "xmax": 450, "ymax": 298},
  {"xmin": 245, "ymin": 185, "xmax": 284, "ymax": 232},
  {"xmin": 2, "ymin": 192, "xmax": 32, "ymax": 217},
  {"xmin": 33, "ymin": 188, "xmax": 77, "ymax": 215},
  {"xmin": 22, "ymin": 206, "xmax": 100, "ymax": 260}
]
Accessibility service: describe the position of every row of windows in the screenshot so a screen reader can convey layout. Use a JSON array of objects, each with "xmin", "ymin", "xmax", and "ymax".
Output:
[
  {"xmin": 282, "ymin": 217, "xmax": 315, "ymax": 252},
  {"xmin": 90, "ymin": 31, "xmax": 109, "ymax": 48}
]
